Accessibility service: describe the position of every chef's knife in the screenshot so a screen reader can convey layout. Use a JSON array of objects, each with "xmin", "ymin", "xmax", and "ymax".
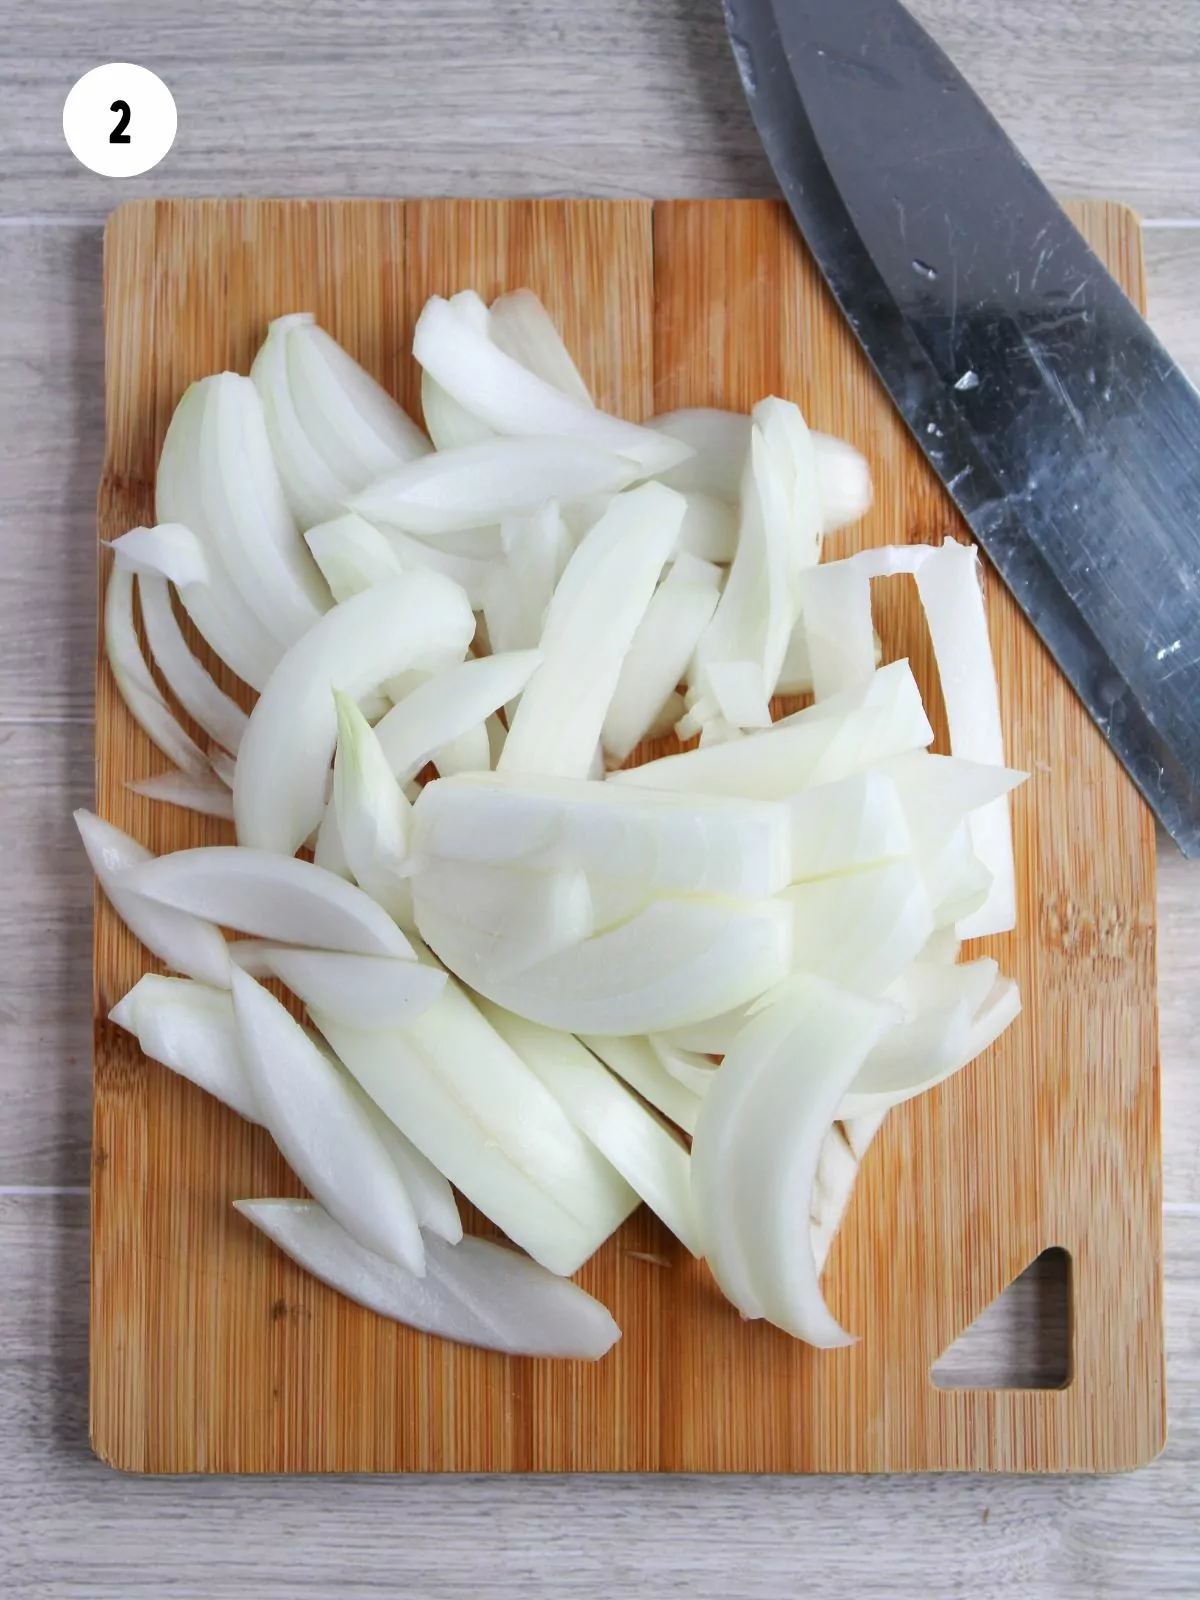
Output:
[{"xmin": 724, "ymin": 0, "xmax": 1200, "ymax": 855}]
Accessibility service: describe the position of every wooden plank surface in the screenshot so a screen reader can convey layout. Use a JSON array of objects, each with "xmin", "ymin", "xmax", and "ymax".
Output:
[
  {"xmin": 90, "ymin": 195, "xmax": 1159, "ymax": 1476},
  {"xmin": 4, "ymin": 1192, "xmax": 1199, "ymax": 1598},
  {"xmin": 3, "ymin": 2, "xmax": 1200, "ymax": 218},
  {"xmin": 0, "ymin": 0, "xmax": 1198, "ymax": 1589}
]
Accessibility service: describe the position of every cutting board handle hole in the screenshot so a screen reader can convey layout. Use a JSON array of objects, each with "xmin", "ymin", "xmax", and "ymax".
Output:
[{"xmin": 931, "ymin": 1247, "xmax": 1072, "ymax": 1391}]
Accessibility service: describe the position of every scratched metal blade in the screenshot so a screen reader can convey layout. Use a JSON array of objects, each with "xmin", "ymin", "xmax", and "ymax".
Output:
[{"xmin": 725, "ymin": 0, "xmax": 1200, "ymax": 855}]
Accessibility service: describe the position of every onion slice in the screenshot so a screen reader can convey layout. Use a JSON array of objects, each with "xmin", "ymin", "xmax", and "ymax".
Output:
[
  {"xmin": 317, "ymin": 979, "xmax": 636, "ymax": 1275},
  {"xmin": 109, "ymin": 974, "xmax": 256, "ymax": 1120},
  {"xmin": 373, "ymin": 652, "xmax": 541, "ymax": 783},
  {"xmin": 785, "ymin": 859, "xmax": 935, "ymax": 996},
  {"xmin": 128, "ymin": 769, "xmax": 235, "ymax": 819},
  {"xmin": 333, "ymin": 690, "xmax": 414, "ymax": 926},
  {"xmin": 421, "ymin": 371, "xmax": 495, "ymax": 451},
  {"xmin": 109, "ymin": 522, "xmax": 209, "ymax": 587},
  {"xmin": 451, "ymin": 896, "xmax": 794, "ymax": 1037},
  {"xmin": 412, "ymin": 294, "xmax": 688, "ymax": 474},
  {"xmin": 691, "ymin": 974, "xmax": 897, "ymax": 1343},
  {"xmin": 235, "ymin": 1200, "xmax": 621, "ymax": 1359},
  {"xmin": 488, "ymin": 289, "xmax": 594, "ymax": 405},
  {"xmin": 237, "ymin": 944, "xmax": 445, "ymax": 1030},
  {"xmin": 197, "ymin": 372, "xmax": 331, "ymax": 643},
  {"xmin": 137, "ymin": 575, "xmax": 249, "ymax": 756},
  {"xmin": 285, "ymin": 316, "xmax": 431, "ymax": 488},
  {"xmin": 104, "ymin": 565, "xmax": 211, "ymax": 779},
  {"xmin": 75, "ymin": 810, "xmax": 231, "ymax": 987},
  {"xmin": 480, "ymin": 1005, "xmax": 700, "ymax": 1254},
  {"xmin": 785, "ymin": 770, "xmax": 912, "ymax": 882},
  {"xmin": 497, "ymin": 484, "xmax": 686, "ymax": 778},
  {"xmin": 912, "ymin": 542, "xmax": 1016, "ymax": 938},
  {"xmin": 412, "ymin": 772, "xmax": 794, "ymax": 899},
  {"xmin": 250, "ymin": 315, "xmax": 352, "ymax": 528},
  {"xmin": 412, "ymin": 858, "xmax": 595, "ymax": 983},
  {"xmin": 614, "ymin": 660, "xmax": 933, "ymax": 797},
  {"xmin": 579, "ymin": 1034, "xmax": 703, "ymax": 1136},
  {"xmin": 602, "ymin": 553, "xmax": 722, "ymax": 764},
  {"xmin": 353, "ymin": 436, "xmax": 641, "ymax": 537},
  {"xmin": 120, "ymin": 845, "xmax": 415, "ymax": 958},
  {"xmin": 156, "ymin": 385, "xmax": 283, "ymax": 691},
  {"xmin": 233, "ymin": 572, "xmax": 474, "ymax": 856},
  {"xmin": 693, "ymin": 398, "xmax": 819, "ymax": 718},
  {"xmin": 231, "ymin": 968, "xmax": 425, "ymax": 1274}
]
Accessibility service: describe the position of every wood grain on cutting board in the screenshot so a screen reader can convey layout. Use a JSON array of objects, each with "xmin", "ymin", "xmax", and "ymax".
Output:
[{"xmin": 92, "ymin": 198, "xmax": 1161, "ymax": 1474}]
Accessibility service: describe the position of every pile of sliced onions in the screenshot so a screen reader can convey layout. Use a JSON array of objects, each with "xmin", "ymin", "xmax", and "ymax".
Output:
[{"xmin": 90, "ymin": 287, "xmax": 1024, "ymax": 1360}]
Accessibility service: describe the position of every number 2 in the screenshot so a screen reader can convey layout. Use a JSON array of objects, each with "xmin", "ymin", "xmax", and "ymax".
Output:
[{"xmin": 109, "ymin": 100, "xmax": 131, "ymax": 144}]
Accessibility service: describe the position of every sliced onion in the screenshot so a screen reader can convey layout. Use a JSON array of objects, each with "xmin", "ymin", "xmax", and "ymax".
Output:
[
  {"xmin": 333, "ymin": 690, "xmax": 414, "ymax": 925},
  {"xmin": 283, "ymin": 315, "xmax": 431, "ymax": 489},
  {"xmin": 412, "ymin": 858, "xmax": 595, "ymax": 982},
  {"xmin": 811, "ymin": 1113, "xmax": 885, "ymax": 1275},
  {"xmin": 313, "ymin": 795, "xmax": 353, "ymax": 880},
  {"xmin": 614, "ymin": 660, "xmax": 933, "ymax": 797},
  {"xmin": 579, "ymin": 1034, "xmax": 702, "ymax": 1136},
  {"xmin": 121, "ymin": 845, "xmax": 415, "ymax": 958},
  {"xmin": 250, "ymin": 315, "xmax": 351, "ymax": 528},
  {"xmin": 798, "ymin": 559, "xmax": 875, "ymax": 701},
  {"xmin": 920, "ymin": 820, "xmax": 994, "ymax": 928},
  {"xmin": 231, "ymin": 968, "xmax": 425, "ymax": 1274},
  {"xmin": 602, "ymin": 554, "xmax": 722, "ymax": 764},
  {"xmin": 412, "ymin": 771, "xmax": 793, "ymax": 899},
  {"xmin": 156, "ymin": 384, "xmax": 282, "ymax": 690},
  {"xmin": 129, "ymin": 769, "xmax": 234, "ymax": 820},
  {"xmin": 703, "ymin": 660, "xmax": 774, "ymax": 729},
  {"xmin": 75, "ymin": 810, "xmax": 231, "ymax": 987},
  {"xmin": 811, "ymin": 1121, "xmax": 858, "ymax": 1222},
  {"xmin": 373, "ymin": 652, "xmax": 540, "ymax": 783},
  {"xmin": 498, "ymin": 484, "xmax": 686, "ymax": 778},
  {"xmin": 137, "ymin": 575, "xmax": 249, "ymax": 755},
  {"xmin": 247, "ymin": 945, "xmax": 445, "ymax": 1030},
  {"xmin": 648, "ymin": 1032, "xmax": 719, "ymax": 1096},
  {"xmin": 693, "ymin": 400, "xmax": 809, "ymax": 714},
  {"xmin": 432, "ymin": 718, "xmax": 491, "ymax": 777},
  {"xmin": 650, "ymin": 409, "xmax": 751, "ymax": 499},
  {"xmin": 412, "ymin": 295, "xmax": 689, "ymax": 474},
  {"xmin": 109, "ymin": 974, "xmax": 256, "ymax": 1120},
  {"xmin": 775, "ymin": 618, "xmax": 814, "ymax": 695},
  {"xmin": 677, "ymin": 492, "xmax": 738, "ymax": 562},
  {"xmin": 198, "ymin": 373, "xmax": 331, "ymax": 643},
  {"xmin": 812, "ymin": 433, "xmax": 873, "ymax": 531},
  {"xmin": 104, "ymin": 565, "xmax": 211, "ymax": 778},
  {"xmin": 303, "ymin": 512, "xmax": 405, "ymax": 602},
  {"xmin": 235, "ymin": 1200, "xmax": 620, "ymax": 1359},
  {"xmin": 488, "ymin": 289, "xmax": 594, "ymax": 405},
  {"xmin": 316, "ymin": 978, "xmax": 636, "ymax": 1275},
  {"xmin": 912, "ymin": 543, "xmax": 1016, "ymax": 938},
  {"xmin": 109, "ymin": 522, "xmax": 209, "ymax": 587},
  {"xmin": 421, "ymin": 370, "xmax": 495, "ymax": 451},
  {"xmin": 479, "ymin": 1005, "xmax": 700, "ymax": 1254},
  {"xmin": 357, "ymin": 1108, "xmax": 462, "ymax": 1244},
  {"xmin": 353, "ymin": 436, "xmax": 641, "ymax": 537},
  {"xmin": 233, "ymin": 572, "xmax": 474, "ymax": 855},
  {"xmin": 785, "ymin": 859, "xmax": 934, "ymax": 996},
  {"xmin": 691, "ymin": 974, "xmax": 896, "ymax": 1343},
  {"xmin": 840, "ymin": 966, "xmax": 1021, "ymax": 1117},
  {"xmin": 449, "ymin": 897, "xmax": 793, "ymax": 1037},
  {"xmin": 785, "ymin": 770, "xmax": 912, "ymax": 882},
  {"xmin": 483, "ymin": 503, "xmax": 570, "ymax": 657}
]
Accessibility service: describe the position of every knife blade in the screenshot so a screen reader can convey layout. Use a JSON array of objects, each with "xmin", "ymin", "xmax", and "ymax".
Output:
[{"xmin": 724, "ymin": 0, "xmax": 1200, "ymax": 855}]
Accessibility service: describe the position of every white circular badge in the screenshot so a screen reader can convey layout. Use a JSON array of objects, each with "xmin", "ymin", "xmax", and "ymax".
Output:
[{"xmin": 63, "ymin": 63, "xmax": 177, "ymax": 178}]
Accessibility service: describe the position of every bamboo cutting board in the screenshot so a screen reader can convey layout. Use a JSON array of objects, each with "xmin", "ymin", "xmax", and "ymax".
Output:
[{"xmin": 92, "ymin": 198, "xmax": 1162, "ymax": 1474}]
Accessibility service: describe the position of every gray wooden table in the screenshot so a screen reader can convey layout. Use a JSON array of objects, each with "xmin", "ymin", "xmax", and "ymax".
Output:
[{"xmin": 1, "ymin": 3, "xmax": 1198, "ymax": 1594}]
